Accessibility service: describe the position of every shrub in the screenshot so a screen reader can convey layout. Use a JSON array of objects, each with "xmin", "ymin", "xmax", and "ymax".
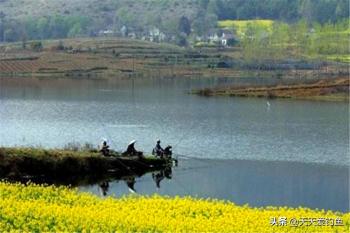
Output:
[{"xmin": 30, "ymin": 41, "xmax": 43, "ymax": 51}]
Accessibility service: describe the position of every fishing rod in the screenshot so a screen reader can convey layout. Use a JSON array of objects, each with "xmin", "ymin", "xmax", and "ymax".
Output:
[
  {"xmin": 173, "ymin": 152, "xmax": 235, "ymax": 168},
  {"xmin": 98, "ymin": 120, "xmax": 149, "ymax": 176}
]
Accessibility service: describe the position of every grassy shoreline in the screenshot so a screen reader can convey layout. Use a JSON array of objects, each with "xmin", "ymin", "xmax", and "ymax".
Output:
[
  {"xmin": 0, "ymin": 147, "xmax": 168, "ymax": 182},
  {"xmin": 193, "ymin": 77, "xmax": 349, "ymax": 101}
]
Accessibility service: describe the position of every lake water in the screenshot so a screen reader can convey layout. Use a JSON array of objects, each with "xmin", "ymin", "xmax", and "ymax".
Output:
[
  {"xmin": 0, "ymin": 77, "xmax": 349, "ymax": 212},
  {"xmin": 80, "ymin": 159, "xmax": 349, "ymax": 212}
]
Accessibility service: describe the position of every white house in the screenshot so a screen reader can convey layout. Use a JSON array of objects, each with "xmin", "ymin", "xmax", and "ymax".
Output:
[
  {"xmin": 208, "ymin": 33, "xmax": 220, "ymax": 43},
  {"xmin": 148, "ymin": 27, "xmax": 166, "ymax": 42},
  {"xmin": 221, "ymin": 31, "xmax": 235, "ymax": 46},
  {"xmin": 98, "ymin": 29, "xmax": 115, "ymax": 37}
]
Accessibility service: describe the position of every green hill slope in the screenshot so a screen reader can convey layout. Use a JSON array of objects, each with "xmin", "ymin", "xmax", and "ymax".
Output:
[
  {"xmin": 0, "ymin": 0, "xmax": 347, "ymax": 43},
  {"xmin": 0, "ymin": 0, "xmax": 198, "ymax": 24}
]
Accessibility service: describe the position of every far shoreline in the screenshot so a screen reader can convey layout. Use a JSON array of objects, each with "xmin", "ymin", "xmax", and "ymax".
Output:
[{"xmin": 193, "ymin": 77, "xmax": 349, "ymax": 102}]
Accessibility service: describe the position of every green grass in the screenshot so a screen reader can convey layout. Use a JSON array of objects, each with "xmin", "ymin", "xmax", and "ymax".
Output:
[
  {"xmin": 0, "ymin": 147, "xmax": 166, "ymax": 180},
  {"xmin": 326, "ymin": 55, "xmax": 350, "ymax": 63},
  {"xmin": 0, "ymin": 147, "xmax": 100, "ymax": 158},
  {"xmin": 0, "ymin": 147, "xmax": 106, "ymax": 178}
]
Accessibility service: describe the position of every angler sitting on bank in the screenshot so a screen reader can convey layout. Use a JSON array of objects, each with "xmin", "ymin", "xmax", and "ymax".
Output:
[
  {"xmin": 123, "ymin": 140, "xmax": 143, "ymax": 157},
  {"xmin": 99, "ymin": 140, "xmax": 110, "ymax": 157},
  {"xmin": 152, "ymin": 139, "xmax": 164, "ymax": 158}
]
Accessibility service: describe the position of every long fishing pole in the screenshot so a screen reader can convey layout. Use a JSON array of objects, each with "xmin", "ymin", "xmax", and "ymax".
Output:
[
  {"xmin": 99, "ymin": 118, "xmax": 160, "ymax": 169},
  {"xmin": 173, "ymin": 152, "xmax": 235, "ymax": 168}
]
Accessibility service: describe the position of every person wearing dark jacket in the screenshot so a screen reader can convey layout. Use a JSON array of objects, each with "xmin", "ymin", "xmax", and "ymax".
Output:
[
  {"xmin": 100, "ymin": 140, "xmax": 110, "ymax": 156},
  {"xmin": 153, "ymin": 139, "xmax": 164, "ymax": 158}
]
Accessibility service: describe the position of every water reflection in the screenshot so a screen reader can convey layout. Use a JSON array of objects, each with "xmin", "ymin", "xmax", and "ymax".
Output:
[
  {"xmin": 95, "ymin": 166, "xmax": 173, "ymax": 196},
  {"xmin": 1, "ymin": 155, "xmax": 348, "ymax": 212},
  {"xmin": 99, "ymin": 177, "xmax": 138, "ymax": 196},
  {"xmin": 99, "ymin": 181, "xmax": 110, "ymax": 196},
  {"xmin": 3, "ymin": 165, "xmax": 173, "ymax": 191},
  {"xmin": 152, "ymin": 166, "xmax": 172, "ymax": 189},
  {"xmin": 126, "ymin": 176, "xmax": 137, "ymax": 193},
  {"xmin": 81, "ymin": 159, "xmax": 348, "ymax": 212}
]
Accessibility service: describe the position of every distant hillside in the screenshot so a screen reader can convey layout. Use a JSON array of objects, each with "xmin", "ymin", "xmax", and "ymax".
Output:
[
  {"xmin": 1, "ymin": 0, "xmax": 347, "ymax": 23},
  {"xmin": 0, "ymin": 0, "xmax": 201, "ymax": 43},
  {"xmin": 0, "ymin": 0, "xmax": 197, "ymax": 18},
  {"xmin": 0, "ymin": 0, "xmax": 199, "ymax": 27},
  {"xmin": 0, "ymin": 0, "xmax": 348, "ymax": 43}
]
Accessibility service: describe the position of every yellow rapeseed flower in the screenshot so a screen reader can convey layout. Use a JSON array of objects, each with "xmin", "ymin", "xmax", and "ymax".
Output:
[{"xmin": 0, "ymin": 182, "xmax": 348, "ymax": 232}]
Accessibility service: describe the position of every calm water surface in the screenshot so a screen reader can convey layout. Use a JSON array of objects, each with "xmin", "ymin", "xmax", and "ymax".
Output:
[
  {"xmin": 80, "ymin": 159, "xmax": 349, "ymax": 212},
  {"xmin": 0, "ymin": 77, "xmax": 348, "ymax": 211}
]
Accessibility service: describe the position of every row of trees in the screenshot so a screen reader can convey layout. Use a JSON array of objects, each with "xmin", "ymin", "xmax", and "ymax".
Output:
[
  {"xmin": 241, "ymin": 19, "xmax": 349, "ymax": 63},
  {"xmin": 0, "ymin": 0, "xmax": 348, "ymax": 45},
  {"xmin": 110, "ymin": 0, "xmax": 349, "ymax": 38},
  {"xmin": 203, "ymin": 0, "xmax": 349, "ymax": 23},
  {"xmin": 113, "ymin": 5, "xmax": 217, "ymax": 38},
  {"xmin": 0, "ymin": 15, "xmax": 90, "ymax": 42}
]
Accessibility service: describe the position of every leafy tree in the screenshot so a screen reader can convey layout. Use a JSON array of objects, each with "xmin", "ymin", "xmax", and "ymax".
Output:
[
  {"xmin": 268, "ymin": 22, "xmax": 290, "ymax": 60},
  {"xmin": 57, "ymin": 40, "xmax": 65, "ymax": 50},
  {"xmin": 241, "ymin": 23, "xmax": 269, "ymax": 62},
  {"xmin": 336, "ymin": 0, "xmax": 350, "ymax": 19},
  {"xmin": 236, "ymin": 1, "xmax": 252, "ymax": 19},
  {"xmin": 313, "ymin": 0, "xmax": 337, "ymax": 23},
  {"xmin": 198, "ymin": 0, "xmax": 210, "ymax": 10},
  {"xmin": 0, "ymin": 20, "xmax": 4, "ymax": 42},
  {"xmin": 192, "ymin": 10, "xmax": 217, "ymax": 36},
  {"xmin": 4, "ymin": 28, "xmax": 13, "ymax": 42},
  {"xmin": 144, "ymin": 13, "xmax": 162, "ymax": 29},
  {"xmin": 0, "ymin": 0, "xmax": 348, "ymax": 43},
  {"xmin": 37, "ymin": 17, "xmax": 49, "ymax": 39},
  {"xmin": 176, "ymin": 33, "xmax": 188, "ymax": 46},
  {"xmin": 207, "ymin": 0, "xmax": 220, "ymax": 17},
  {"xmin": 49, "ymin": 15, "xmax": 69, "ymax": 38},
  {"xmin": 161, "ymin": 18, "xmax": 178, "ymax": 35},
  {"xmin": 23, "ymin": 18, "xmax": 36, "ymax": 39},
  {"xmin": 21, "ymin": 33, "xmax": 27, "ymax": 49},
  {"xmin": 116, "ymin": 7, "xmax": 136, "ymax": 27},
  {"xmin": 178, "ymin": 16, "xmax": 191, "ymax": 36},
  {"xmin": 293, "ymin": 19, "xmax": 309, "ymax": 58},
  {"xmin": 68, "ymin": 23, "xmax": 82, "ymax": 38},
  {"xmin": 30, "ymin": 41, "xmax": 43, "ymax": 51},
  {"xmin": 0, "ymin": 11, "xmax": 6, "ymax": 42}
]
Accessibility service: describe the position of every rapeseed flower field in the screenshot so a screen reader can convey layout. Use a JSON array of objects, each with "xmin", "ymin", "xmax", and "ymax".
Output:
[
  {"xmin": 218, "ymin": 19, "xmax": 274, "ymax": 37},
  {"xmin": 0, "ymin": 182, "xmax": 349, "ymax": 232}
]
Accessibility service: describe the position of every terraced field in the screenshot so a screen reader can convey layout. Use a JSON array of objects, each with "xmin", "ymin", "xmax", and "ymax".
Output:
[
  {"xmin": 0, "ymin": 38, "xmax": 223, "ymax": 78},
  {"xmin": 0, "ymin": 37, "xmax": 348, "ymax": 79}
]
